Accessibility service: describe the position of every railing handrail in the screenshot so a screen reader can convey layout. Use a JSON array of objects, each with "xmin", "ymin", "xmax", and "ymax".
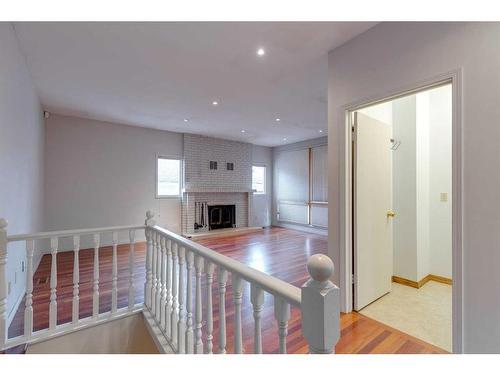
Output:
[
  {"xmin": 6, "ymin": 224, "xmax": 146, "ymax": 242},
  {"xmin": 151, "ymin": 224, "xmax": 302, "ymax": 307},
  {"xmin": 1, "ymin": 212, "xmax": 340, "ymax": 354}
]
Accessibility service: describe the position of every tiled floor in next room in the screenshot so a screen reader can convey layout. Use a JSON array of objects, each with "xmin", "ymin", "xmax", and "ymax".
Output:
[{"xmin": 360, "ymin": 281, "xmax": 452, "ymax": 352}]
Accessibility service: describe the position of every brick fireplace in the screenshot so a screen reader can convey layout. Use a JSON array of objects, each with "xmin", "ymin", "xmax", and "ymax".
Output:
[{"xmin": 182, "ymin": 134, "xmax": 254, "ymax": 235}]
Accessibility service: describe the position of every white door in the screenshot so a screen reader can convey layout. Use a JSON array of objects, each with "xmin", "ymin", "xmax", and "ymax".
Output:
[{"xmin": 354, "ymin": 112, "xmax": 393, "ymax": 310}]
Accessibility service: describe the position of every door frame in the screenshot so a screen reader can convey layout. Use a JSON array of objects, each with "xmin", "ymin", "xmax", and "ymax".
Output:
[{"xmin": 341, "ymin": 70, "xmax": 463, "ymax": 353}]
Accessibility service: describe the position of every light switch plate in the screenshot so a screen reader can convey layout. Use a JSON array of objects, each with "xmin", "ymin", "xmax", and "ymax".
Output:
[{"xmin": 440, "ymin": 192, "xmax": 448, "ymax": 202}]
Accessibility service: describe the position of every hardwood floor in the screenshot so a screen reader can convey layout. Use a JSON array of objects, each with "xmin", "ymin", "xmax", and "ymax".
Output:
[
  {"xmin": 8, "ymin": 243, "xmax": 147, "ymax": 338},
  {"xmin": 8, "ymin": 227, "xmax": 446, "ymax": 354}
]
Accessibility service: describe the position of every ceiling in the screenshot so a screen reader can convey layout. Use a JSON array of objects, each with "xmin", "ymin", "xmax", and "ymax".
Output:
[{"xmin": 13, "ymin": 22, "xmax": 376, "ymax": 146}]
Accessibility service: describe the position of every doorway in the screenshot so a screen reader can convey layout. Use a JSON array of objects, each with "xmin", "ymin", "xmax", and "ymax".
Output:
[{"xmin": 351, "ymin": 83, "xmax": 453, "ymax": 351}]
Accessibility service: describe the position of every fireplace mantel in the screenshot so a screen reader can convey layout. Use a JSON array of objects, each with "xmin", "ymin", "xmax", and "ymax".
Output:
[{"xmin": 183, "ymin": 188, "xmax": 255, "ymax": 193}]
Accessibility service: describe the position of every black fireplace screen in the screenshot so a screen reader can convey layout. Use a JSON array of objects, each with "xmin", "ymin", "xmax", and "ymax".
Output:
[{"xmin": 208, "ymin": 205, "xmax": 236, "ymax": 230}]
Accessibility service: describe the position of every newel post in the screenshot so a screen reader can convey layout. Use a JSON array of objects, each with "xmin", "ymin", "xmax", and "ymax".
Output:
[
  {"xmin": 145, "ymin": 211, "xmax": 156, "ymax": 309},
  {"xmin": 0, "ymin": 219, "xmax": 8, "ymax": 348},
  {"xmin": 301, "ymin": 254, "xmax": 340, "ymax": 354}
]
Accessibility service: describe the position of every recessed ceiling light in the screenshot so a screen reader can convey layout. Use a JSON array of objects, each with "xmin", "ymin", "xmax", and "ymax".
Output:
[
  {"xmin": 275, "ymin": 118, "xmax": 281, "ymax": 122},
  {"xmin": 319, "ymin": 129, "xmax": 323, "ymax": 133},
  {"xmin": 283, "ymin": 137, "xmax": 287, "ymax": 141},
  {"xmin": 241, "ymin": 130, "xmax": 246, "ymax": 133},
  {"xmin": 183, "ymin": 119, "xmax": 189, "ymax": 123},
  {"xmin": 212, "ymin": 101, "xmax": 219, "ymax": 106},
  {"xmin": 257, "ymin": 48, "xmax": 265, "ymax": 56}
]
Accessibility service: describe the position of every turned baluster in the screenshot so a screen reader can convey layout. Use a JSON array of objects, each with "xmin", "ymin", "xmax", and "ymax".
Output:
[
  {"xmin": 24, "ymin": 240, "xmax": 34, "ymax": 337},
  {"xmin": 144, "ymin": 211, "xmax": 155, "ymax": 309},
  {"xmin": 205, "ymin": 262, "xmax": 215, "ymax": 354},
  {"xmin": 217, "ymin": 268, "xmax": 228, "ymax": 354},
  {"xmin": 301, "ymin": 254, "xmax": 340, "ymax": 354},
  {"xmin": 232, "ymin": 274, "xmax": 244, "ymax": 353},
  {"xmin": 194, "ymin": 255, "xmax": 204, "ymax": 354},
  {"xmin": 0, "ymin": 219, "xmax": 7, "ymax": 347},
  {"xmin": 72, "ymin": 235, "xmax": 80, "ymax": 324},
  {"xmin": 251, "ymin": 285, "xmax": 264, "ymax": 354},
  {"xmin": 92, "ymin": 233, "xmax": 100, "ymax": 319},
  {"xmin": 274, "ymin": 297, "xmax": 290, "ymax": 354},
  {"xmin": 185, "ymin": 249, "xmax": 194, "ymax": 353},
  {"xmin": 159, "ymin": 236, "xmax": 167, "ymax": 331},
  {"xmin": 177, "ymin": 246, "xmax": 186, "ymax": 353},
  {"xmin": 171, "ymin": 242, "xmax": 179, "ymax": 347},
  {"xmin": 154, "ymin": 233, "xmax": 161, "ymax": 319},
  {"xmin": 128, "ymin": 229, "xmax": 136, "ymax": 309},
  {"xmin": 49, "ymin": 236, "xmax": 59, "ymax": 329},
  {"xmin": 156, "ymin": 232, "xmax": 164, "ymax": 320},
  {"xmin": 165, "ymin": 239, "xmax": 172, "ymax": 337},
  {"xmin": 151, "ymin": 231, "xmax": 158, "ymax": 317},
  {"xmin": 111, "ymin": 231, "xmax": 118, "ymax": 314}
]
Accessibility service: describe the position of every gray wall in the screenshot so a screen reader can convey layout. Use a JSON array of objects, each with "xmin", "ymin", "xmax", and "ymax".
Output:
[
  {"xmin": 328, "ymin": 22, "xmax": 500, "ymax": 353},
  {"xmin": 0, "ymin": 24, "xmax": 45, "ymax": 323},
  {"xmin": 44, "ymin": 114, "xmax": 184, "ymax": 248}
]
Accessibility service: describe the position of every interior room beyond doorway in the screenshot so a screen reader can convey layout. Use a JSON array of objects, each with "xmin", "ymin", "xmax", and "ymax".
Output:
[{"xmin": 353, "ymin": 83, "xmax": 453, "ymax": 351}]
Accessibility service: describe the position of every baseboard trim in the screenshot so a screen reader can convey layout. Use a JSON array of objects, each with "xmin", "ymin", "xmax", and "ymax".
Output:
[
  {"xmin": 428, "ymin": 274, "xmax": 453, "ymax": 285},
  {"xmin": 392, "ymin": 275, "xmax": 420, "ymax": 288},
  {"xmin": 392, "ymin": 274, "xmax": 452, "ymax": 289}
]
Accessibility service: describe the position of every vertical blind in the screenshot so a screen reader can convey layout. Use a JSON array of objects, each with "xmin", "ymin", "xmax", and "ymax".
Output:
[
  {"xmin": 276, "ymin": 145, "xmax": 328, "ymax": 227},
  {"xmin": 276, "ymin": 149, "xmax": 309, "ymax": 224}
]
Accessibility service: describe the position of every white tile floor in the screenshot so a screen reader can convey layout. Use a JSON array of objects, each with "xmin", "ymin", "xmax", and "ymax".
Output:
[{"xmin": 359, "ymin": 281, "xmax": 452, "ymax": 352}]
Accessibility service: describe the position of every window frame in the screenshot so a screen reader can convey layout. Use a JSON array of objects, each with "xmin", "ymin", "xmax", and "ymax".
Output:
[
  {"xmin": 252, "ymin": 164, "xmax": 267, "ymax": 195},
  {"xmin": 155, "ymin": 155, "xmax": 183, "ymax": 199}
]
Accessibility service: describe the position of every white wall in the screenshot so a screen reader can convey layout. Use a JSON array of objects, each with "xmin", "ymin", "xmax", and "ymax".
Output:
[
  {"xmin": 416, "ymin": 92, "xmax": 431, "ymax": 280},
  {"xmin": 251, "ymin": 145, "xmax": 273, "ymax": 227},
  {"xmin": 428, "ymin": 86, "xmax": 452, "ymax": 278},
  {"xmin": 392, "ymin": 96, "xmax": 418, "ymax": 281},
  {"xmin": 0, "ymin": 24, "xmax": 44, "ymax": 325},
  {"xmin": 44, "ymin": 114, "xmax": 183, "ymax": 248},
  {"xmin": 328, "ymin": 22, "xmax": 500, "ymax": 353}
]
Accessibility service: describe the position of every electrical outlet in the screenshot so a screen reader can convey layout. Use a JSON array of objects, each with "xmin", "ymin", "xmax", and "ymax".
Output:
[{"xmin": 22, "ymin": 261, "xmax": 25, "ymax": 273}]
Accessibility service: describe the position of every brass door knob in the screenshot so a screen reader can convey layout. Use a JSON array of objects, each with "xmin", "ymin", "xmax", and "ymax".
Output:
[{"xmin": 387, "ymin": 210, "xmax": 396, "ymax": 218}]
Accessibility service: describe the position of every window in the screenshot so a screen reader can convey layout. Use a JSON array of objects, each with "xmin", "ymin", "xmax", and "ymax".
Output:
[
  {"xmin": 157, "ymin": 157, "xmax": 181, "ymax": 197},
  {"xmin": 252, "ymin": 165, "xmax": 266, "ymax": 194}
]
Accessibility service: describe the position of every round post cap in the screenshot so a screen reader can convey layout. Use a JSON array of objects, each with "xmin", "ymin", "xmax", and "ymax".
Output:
[{"xmin": 307, "ymin": 254, "xmax": 334, "ymax": 282}]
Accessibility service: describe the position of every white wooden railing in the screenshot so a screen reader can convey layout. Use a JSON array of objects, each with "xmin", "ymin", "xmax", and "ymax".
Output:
[{"xmin": 0, "ymin": 211, "xmax": 340, "ymax": 353}]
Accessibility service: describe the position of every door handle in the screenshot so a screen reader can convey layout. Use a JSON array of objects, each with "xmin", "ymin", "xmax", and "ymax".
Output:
[{"xmin": 387, "ymin": 210, "xmax": 396, "ymax": 218}]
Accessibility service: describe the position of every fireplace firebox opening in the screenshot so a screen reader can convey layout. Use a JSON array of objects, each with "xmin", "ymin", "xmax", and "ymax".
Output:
[{"xmin": 208, "ymin": 204, "xmax": 236, "ymax": 230}]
